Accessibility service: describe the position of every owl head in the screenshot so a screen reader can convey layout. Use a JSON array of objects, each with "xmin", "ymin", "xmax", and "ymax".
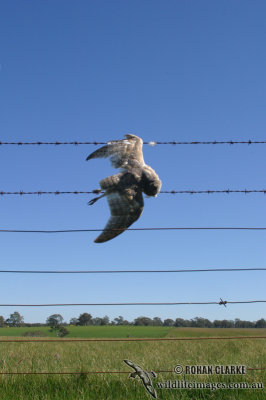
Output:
[{"xmin": 141, "ymin": 167, "xmax": 162, "ymax": 197}]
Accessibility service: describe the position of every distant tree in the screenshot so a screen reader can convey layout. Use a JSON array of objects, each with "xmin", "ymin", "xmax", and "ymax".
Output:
[
  {"xmin": 234, "ymin": 318, "xmax": 254, "ymax": 328},
  {"xmin": 153, "ymin": 317, "xmax": 163, "ymax": 326},
  {"xmin": 91, "ymin": 316, "xmax": 110, "ymax": 325},
  {"xmin": 203, "ymin": 318, "xmax": 213, "ymax": 328},
  {"xmin": 46, "ymin": 314, "xmax": 63, "ymax": 329},
  {"xmin": 77, "ymin": 313, "xmax": 92, "ymax": 326},
  {"xmin": 101, "ymin": 315, "xmax": 110, "ymax": 325},
  {"xmin": 6, "ymin": 311, "xmax": 24, "ymax": 327},
  {"xmin": 238, "ymin": 320, "xmax": 255, "ymax": 328},
  {"xmin": 57, "ymin": 326, "xmax": 70, "ymax": 337},
  {"xmin": 174, "ymin": 318, "xmax": 187, "ymax": 327},
  {"xmin": 191, "ymin": 317, "xmax": 212, "ymax": 328},
  {"xmin": 134, "ymin": 316, "xmax": 153, "ymax": 326},
  {"xmin": 163, "ymin": 318, "xmax": 175, "ymax": 327},
  {"xmin": 214, "ymin": 319, "xmax": 234, "ymax": 328},
  {"xmin": 113, "ymin": 316, "xmax": 125, "ymax": 325},
  {"xmin": 92, "ymin": 317, "xmax": 102, "ymax": 326},
  {"xmin": 255, "ymin": 318, "xmax": 266, "ymax": 328},
  {"xmin": 0, "ymin": 316, "xmax": 5, "ymax": 327},
  {"xmin": 69, "ymin": 318, "xmax": 78, "ymax": 326}
]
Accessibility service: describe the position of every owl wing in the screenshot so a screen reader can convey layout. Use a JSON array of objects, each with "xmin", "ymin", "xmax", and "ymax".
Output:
[
  {"xmin": 86, "ymin": 134, "xmax": 144, "ymax": 170},
  {"xmin": 94, "ymin": 188, "xmax": 144, "ymax": 243}
]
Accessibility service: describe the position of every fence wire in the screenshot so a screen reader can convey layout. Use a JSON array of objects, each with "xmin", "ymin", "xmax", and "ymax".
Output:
[
  {"xmin": 0, "ymin": 267, "xmax": 265, "ymax": 274},
  {"xmin": 1, "ymin": 336, "xmax": 265, "ymax": 343},
  {"xmin": 0, "ymin": 300, "xmax": 265, "ymax": 307},
  {"xmin": 1, "ymin": 189, "xmax": 266, "ymax": 196},
  {"xmin": 1, "ymin": 227, "xmax": 266, "ymax": 234},
  {"xmin": 0, "ymin": 140, "xmax": 266, "ymax": 146},
  {"xmin": 0, "ymin": 367, "xmax": 265, "ymax": 375}
]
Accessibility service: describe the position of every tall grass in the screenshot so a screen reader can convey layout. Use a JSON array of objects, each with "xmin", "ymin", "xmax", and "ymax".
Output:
[{"xmin": 0, "ymin": 327, "xmax": 265, "ymax": 399}]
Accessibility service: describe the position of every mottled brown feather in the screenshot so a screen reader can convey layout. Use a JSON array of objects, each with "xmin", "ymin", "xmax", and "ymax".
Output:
[
  {"xmin": 86, "ymin": 134, "xmax": 161, "ymax": 243},
  {"xmin": 94, "ymin": 190, "xmax": 144, "ymax": 243}
]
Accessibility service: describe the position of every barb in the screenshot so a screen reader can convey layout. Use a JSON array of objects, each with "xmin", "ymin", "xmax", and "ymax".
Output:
[
  {"xmin": 0, "ymin": 140, "xmax": 266, "ymax": 146},
  {"xmin": 0, "ymin": 267, "xmax": 265, "ymax": 274},
  {"xmin": 0, "ymin": 300, "xmax": 264, "ymax": 307},
  {"xmin": 1, "ymin": 227, "xmax": 266, "ymax": 234},
  {"xmin": 0, "ymin": 336, "xmax": 265, "ymax": 343},
  {"xmin": 1, "ymin": 189, "xmax": 266, "ymax": 195},
  {"xmin": 219, "ymin": 298, "xmax": 227, "ymax": 307}
]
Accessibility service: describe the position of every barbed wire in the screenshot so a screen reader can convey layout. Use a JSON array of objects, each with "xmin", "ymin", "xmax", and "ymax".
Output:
[
  {"xmin": 0, "ymin": 140, "xmax": 266, "ymax": 146},
  {"xmin": 0, "ymin": 189, "xmax": 266, "ymax": 196},
  {"xmin": 1, "ymin": 227, "xmax": 266, "ymax": 234},
  {"xmin": 0, "ymin": 366, "xmax": 265, "ymax": 375},
  {"xmin": 0, "ymin": 267, "xmax": 265, "ymax": 274},
  {"xmin": 1, "ymin": 336, "xmax": 265, "ymax": 343},
  {"xmin": 0, "ymin": 300, "xmax": 265, "ymax": 307}
]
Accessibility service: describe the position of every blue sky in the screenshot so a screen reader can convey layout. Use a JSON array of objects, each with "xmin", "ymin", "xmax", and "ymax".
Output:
[{"xmin": 0, "ymin": 0, "xmax": 265, "ymax": 324}]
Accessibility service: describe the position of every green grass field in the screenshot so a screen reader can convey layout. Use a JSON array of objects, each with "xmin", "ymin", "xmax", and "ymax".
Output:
[
  {"xmin": 0, "ymin": 327, "xmax": 265, "ymax": 399},
  {"xmin": 0, "ymin": 325, "xmax": 171, "ymax": 338}
]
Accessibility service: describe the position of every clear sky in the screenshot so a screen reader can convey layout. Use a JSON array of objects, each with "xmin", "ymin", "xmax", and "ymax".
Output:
[{"xmin": 0, "ymin": 0, "xmax": 265, "ymax": 324}]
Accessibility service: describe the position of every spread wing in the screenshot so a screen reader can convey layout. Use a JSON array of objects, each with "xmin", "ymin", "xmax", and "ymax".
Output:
[
  {"xmin": 86, "ymin": 134, "xmax": 144, "ymax": 170},
  {"xmin": 94, "ymin": 189, "xmax": 144, "ymax": 243}
]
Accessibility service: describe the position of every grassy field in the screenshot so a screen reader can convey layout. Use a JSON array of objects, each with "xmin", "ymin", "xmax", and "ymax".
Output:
[
  {"xmin": 0, "ymin": 327, "xmax": 265, "ymax": 399},
  {"xmin": 1, "ymin": 325, "xmax": 265, "ymax": 338},
  {"xmin": 0, "ymin": 325, "xmax": 171, "ymax": 338}
]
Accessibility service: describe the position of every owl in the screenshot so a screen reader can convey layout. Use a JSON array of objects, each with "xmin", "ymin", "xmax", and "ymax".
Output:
[{"xmin": 86, "ymin": 134, "xmax": 162, "ymax": 243}]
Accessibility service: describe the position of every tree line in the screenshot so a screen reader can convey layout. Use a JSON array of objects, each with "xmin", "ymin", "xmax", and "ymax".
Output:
[{"xmin": 0, "ymin": 312, "xmax": 265, "ymax": 328}]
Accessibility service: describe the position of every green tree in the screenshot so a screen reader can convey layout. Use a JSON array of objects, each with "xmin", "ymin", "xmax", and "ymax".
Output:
[
  {"xmin": 153, "ymin": 317, "xmax": 163, "ymax": 326},
  {"xmin": 57, "ymin": 326, "xmax": 70, "ymax": 337},
  {"xmin": 191, "ymin": 317, "xmax": 212, "ymax": 328},
  {"xmin": 101, "ymin": 315, "xmax": 110, "ymax": 325},
  {"xmin": 134, "ymin": 316, "xmax": 153, "ymax": 326},
  {"xmin": 92, "ymin": 317, "xmax": 102, "ymax": 325},
  {"xmin": 163, "ymin": 318, "xmax": 174, "ymax": 326},
  {"xmin": 113, "ymin": 316, "xmax": 125, "ymax": 325},
  {"xmin": 6, "ymin": 311, "xmax": 24, "ymax": 327},
  {"xmin": 69, "ymin": 318, "xmax": 78, "ymax": 325},
  {"xmin": 46, "ymin": 314, "xmax": 63, "ymax": 328},
  {"xmin": 174, "ymin": 318, "xmax": 187, "ymax": 327},
  {"xmin": 255, "ymin": 318, "xmax": 266, "ymax": 328},
  {"xmin": 77, "ymin": 313, "xmax": 92, "ymax": 326},
  {"xmin": 0, "ymin": 316, "xmax": 5, "ymax": 327}
]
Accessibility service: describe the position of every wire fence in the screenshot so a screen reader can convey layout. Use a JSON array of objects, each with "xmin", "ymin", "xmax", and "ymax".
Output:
[
  {"xmin": 1, "ymin": 227, "xmax": 266, "ymax": 234},
  {"xmin": 0, "ymin": 267, "xmax": 265, "ymax": 274},
  {"xmin": 1, "ymin": 138, "xmax": 265, "ymax": 382},
  {"xmin": 1, "ymin": 336, "xmax": 265, "ymax": 343},
  {"xmin": 0, "ymin": 367, "xmax": 265, "ymax": 375},
  {"xmin": 0, "ymin": 336, "xmax": 265, "ymax": 376},
  {"xmin": 0, "ymin": 299, "xmax": 265, "ymax": 307},
  {"xmin": 1, "ymin": 368, "xmax": 265, "ymax": 375},
  {"xmin": 0, "ymin": 140, "xmax": 266, "ymax": 146},
  {"xmin": 1, "ymin": 189, "xmax": 266, "ymax": 196}
]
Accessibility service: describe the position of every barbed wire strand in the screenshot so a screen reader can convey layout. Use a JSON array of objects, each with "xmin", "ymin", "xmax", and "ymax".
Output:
[
  {"xmin": 0, "ymin": 267, "xmax": 265, "ymax": 274},
  {"xmin": 1, "ymin": 336, "xmax": 265, "ymax": 343},
  {"xmin": 0, "ymin": 140, "xmax": 266, "ymax": 146},
  {"xmin": 1, "ymin": 189, "xmax": 266, "ymax": 196},
  {"xmin": 0, "ymin": 300, "xmax": 265, "ymax": 307},
  {"xmin": 1, "ymin": 227, "xmax": 266, "ymax": 234},
  {"xmin": 0, "ymin": 367, "xmax": 265, "ymax": 375}
]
